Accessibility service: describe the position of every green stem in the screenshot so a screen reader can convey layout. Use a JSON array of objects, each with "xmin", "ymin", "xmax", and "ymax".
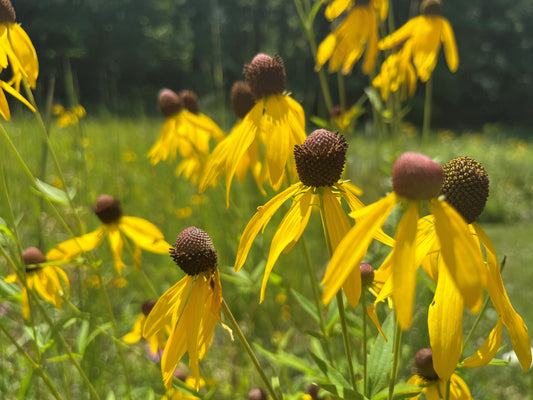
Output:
[
  {"xmin": 362, "ymin": 291, "xmax": 368, "ymax": 397},
  {"xmin": 444, "ymin": 378, "xmax": 451, "ymax": 400},
  {"xmin": 300, "ymin": 236, "xmax": 334, "ymax": 363},
  {"xmin": 221, "ymin": 299, "xmax": 280, "ymax": 400},
  {"xmin": 387, "ymin": 317, "xmax": 402, "ymax": 400},
  {"xmin": 94, "ymin": 268, "xmax": 133, "ymax": 400},
  {"xmin": 293, "ymin": 0, "xmax": 334, "ymax": 112},
  {"xmin": 422, "ymin": 76, "xmax": 433, "ymax": 148},
  {"xmin": 0, "ymin": 324, "xmax": 64, "ymax": 400},
  {"xmin": 318, "ymin": 191, "xmax": 358, "ymax": 392}
]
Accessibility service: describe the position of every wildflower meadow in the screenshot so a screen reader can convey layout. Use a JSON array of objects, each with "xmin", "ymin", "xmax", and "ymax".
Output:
[{"xmin": 1, "ymin": 0, "xmax": 533, "ymax": 399}]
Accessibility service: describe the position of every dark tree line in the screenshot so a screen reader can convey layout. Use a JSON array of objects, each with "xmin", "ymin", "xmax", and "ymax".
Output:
[{"xmin": 13, "ymin": 0, "xmax": 533, "ymax": 128}]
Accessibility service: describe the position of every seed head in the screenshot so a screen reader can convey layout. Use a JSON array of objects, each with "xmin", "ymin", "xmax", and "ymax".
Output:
[
  {"xmin": 360, "ymin": 263, "xmax": 375, "ymax": 286},
  {"xmin": 421, "ymin": 0, "xmax": 442, "ymax": 16},
  {"xmin": 141, "ymin": 300, "xmax": 156, "ymax": 316},
  {"xmin": 93, "ymin": 195, "xmax": 123, "ymax": 224},
  {"xmin": 22, "ymin": 247, "xmax": 46, "ymax": 265},
  {"xmin": 170, "ymin": 227, "xmax": 217, "ymax": 276},
  {"xmin": 415, "ymin": 348, "xmax": 439, "ymax": 381},
  {"xmin": 441, "ymin": 157, "xmax": 489, "ymax": 224},
  {"xmin": 248, "ymin": 388, "xmax": 267, "ymax": 400},
  {"xmin": 179, "ymin": 89, "xmax": 200, "ymax": 115},
  {"xmin": 244, "ymin": 54, "xmax": 286, "ymax": 99},
  {"xmin": 294, "ymin": 129, "xmax": 348, "ymax": 187},
  {"xmin": 0, "ymin": 0, "xmax": 15, "ymax": 24},
  {"xmin": 392, "ymin": 152, "xmax": 443, "ymax": 201},
  {"xmin": 158, "ymin": 88, "xmax": 183, "ymax": 117},
  {"xmin": 231, "ymin": 81, "xmax": 255, "ymax": 119}
]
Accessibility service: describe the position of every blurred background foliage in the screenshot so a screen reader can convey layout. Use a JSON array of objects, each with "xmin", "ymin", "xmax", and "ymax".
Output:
[{"xmin": 13, "ymin": 0, "xmax": 533, "ymax": 128}]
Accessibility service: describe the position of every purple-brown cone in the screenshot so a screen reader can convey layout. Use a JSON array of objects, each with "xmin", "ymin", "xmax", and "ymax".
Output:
[
  {"xmin": 0, "ymin": 0, "xmax": 15, "ymax": 23},
  {"xmin": 415, "ymin": 348, "xmax": 439, "ymax": 381},
  {"xmin": 141, "ymin": 300, "xmax": 156, "ymax": 316},
  {"xmin": 231, "ymin": 81, "xmax": 255, "ymax": 119},
  {"xmin": 179, "ymin": 89, "xmax": 200, "ymax": 115},
  {"xmin": 360, "ymin": 263, "xmax": 375, "ymax": 286},
  {"xmin": 170, "ymin": 227, "xmax": 217, "ymax": 276},
  {"xmin": 294, "ymin": 129, "xmax": 348, "ymax": 187},
  {"xmin": 244, "ymin": 54, "xmax": 286, "ymax": 100},
  {"xmin": 392, "ymin": 152, "xmax": 443, "ymax": 201},
  {"xmin": 158, "ymin": 88, "xmax": 183, "ymax": 117},
  {"xmin": 22, "ymin": 247, "xmax": 46, "ymax": 265},
  {"xmin": 93, "ymin": 195, "xmax": 123, "ymax": 224}
]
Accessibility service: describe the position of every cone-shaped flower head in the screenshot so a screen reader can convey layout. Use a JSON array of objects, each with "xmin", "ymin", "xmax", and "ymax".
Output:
[
  {"xmin": 93, "ymin": 194, "xmax": 122, "ymax": 224},
  {"xmin": 158, "ymin": 88, "xmax": 183, "ymax": 117},
  {"xmin": 421, "ymin": 0, "xmax": 441, "ymax": 16},
  {"xmin": 294, "ymin": 129, "xmax": 348, "ymax": 187},
  {"xmin": 230, "ymin": 81, "xmax": 255, "ymax": 119},
  {"xmin": 170, "ymin": 226, "xmax": 218, "ymax": 276},
  {"xmin": 440, "ymin": 157, "xmax": 489, "ymax": 224},
  {"xmin": 392, "ymin": 152, "xmax": 443, "ymax": 201},
  {"xmin": 141, "ymin": 299, "xmax": 156, "ymax": 316},
  {"xmin": 22, "ymin": 246, "xmax": 46, "ymax": 267},
  {"xmin": 178, "ymin": 89, "xmax": 200, "ymax": 115},
  {"xmin": 244, "ymin": 53, "xmax": 286, "ymax": 99},
  {"xmin": 0, "ymin": 0, "xmax": 15, "ymax": 23},
  {"xmin": 360, "ymin": 263, "xmax": 375, "ymax": 287},
  {"xmin": 415, "ymin": 348, "xmax": 439, "ymax": 381}
]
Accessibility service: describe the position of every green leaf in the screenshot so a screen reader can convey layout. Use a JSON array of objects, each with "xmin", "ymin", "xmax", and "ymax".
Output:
[
  {"xmin": 319, "ymin": 383, "xmax": 367, "ymax": 400},
  {"xmin": 371, "ymin": 384, "xmax": 421, "ymax": 400},
  {"xmin": 254, "ymin": 343, "xmax": 317, "ymax": 376},
  {"xmin": 290, "ymin": 288, "xmax": 320, "ymax": 323},
  {"xmin": 33, "ymin": 178, "xmax": 75, "ymax": 205},
  {"xmin": 367, "ymin": 311, "xmax": 395, "ymax": 398},
  {"xmin": 309, "ymin": 351, "xmax": 351, "ymax": 389},
  {"xmin": 310, "ymin": 116, "xmax": 332, "ymax": 129},
  {"xmin": 364, "ymin": 87, "xmax": 383, "ymax": 113}
]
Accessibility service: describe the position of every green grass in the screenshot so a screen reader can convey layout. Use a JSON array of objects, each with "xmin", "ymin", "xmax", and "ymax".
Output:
[{"xmin": 1, "ymin": 114, "xmax": 533, "ymax": 399}]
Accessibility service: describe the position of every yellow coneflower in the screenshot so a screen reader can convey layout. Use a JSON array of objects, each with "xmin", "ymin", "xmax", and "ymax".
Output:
[
  {"xmin": 200, "ymin": 54, "xmax": 306, "ymax": 204},
  {"xmin": 5, "ymin": 247, "xmax": 69, "ymax": 319},
  {"xmin": 123, "ymin": 300, "xmax": 169, "ymax": 356},
  {"xmin": 323, "ymin": 152, "xmax": 487, "ymax": 330},
  {"xmin": 143, "ymin": 227, "xmax": 229, "ymax": 390},
  {"xmin": 235, "ymin": 129, "xmax": 393, "ymax": 304},
  {"xmin": 407, "ymin": 348, "xmax": 472, "ymax": 400},
  {"xmin": 148, "ymin": 89, "xmax": 224, "ymax": 166},
  {"xmin": 378, "ymin": 0, "xmax": 458, "ymax": 82},
  {"xmin": 317, "ymin": 0, "xmax": 388, "ymax": 75},
  {"xmin": 48, "ymin": 195, "xmax": 170, "ymax": 275}
]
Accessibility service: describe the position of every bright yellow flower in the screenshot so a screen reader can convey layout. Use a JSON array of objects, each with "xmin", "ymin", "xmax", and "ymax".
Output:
[
  {"xmin": 48, "ymin": 195, "xmax": 170, "ymax": 275},
  {"xmin": 143, "ymin": 227, "xmax": 230, "ymax": 390},
  {"xmin": 200, "ymin": 55, "xmax": 306, "ymax": 205},
  {"xmin": 148, "ymin": 88, "xmax": 224, "ymax": 165},
  {"xmin": 378, "ymin": 0, "xmax": 458, "ymax": 82},
  {"xmin": 123, "ymin": 300, "xmax": 168, "ymax": 356},
  {"xmin": 317, "ymin": 0, "xmax": 388, "ymax": 75},
  {"xmin": 407, "ymin": 349, "xmax": 472, "ymax": 400},
  {"xmin": 323, "ymin": 153, "xmax": 487, "ymax": 330},
  {"xmin": 372, "ymin": 41, "xmax": 417, "ymax": 101},
  {"xmin": 235, "ymin": 129, "xmax": 392, "ymax": 305},
  {"xmin": 5, "ymin": 247, "xmax": 69, "ymax": 319}
]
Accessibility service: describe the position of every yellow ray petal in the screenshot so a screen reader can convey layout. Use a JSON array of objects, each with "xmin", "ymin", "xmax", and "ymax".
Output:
[
  {"xmin": 260, "ymin": 190, "xmax": 313, "ymax": 303},
  {"xmin": 322, "ymin": 193, "xmax": 396, "ymax": 305},
  {"xmin": 317, "ymin": 33, "xmax": 337, "ymax": 69},
  {"xmin": 462, "ymin": 319, "xmax": 502, "ymax": 368},
  {"xmin": 235, "ymin": 184, "xmax": 303, "ymax": 272},
  {"xmin": 325, "ymin": 0, "xmax": 351, "ymax": 20},
  {"xmin": 120, "ymin": 216, "xmax": 170, "ymax": 253},
  {"xmin": 47, "ymin": 227, "xmax": 106, "ymax": 261},
  {"xmin": 379, "ymin": 17, "xmax": 418, "ymax": 50},
  {"xmin": 367, "ymin": 303, "xmax": 387, "ymax": 340},
  {"xmin": 123, "ymin": 314, "xmax": 145, "ymax": 344},
  {"xmin": 392, "ymin": 202, "xmax": 419, "ymax": 330},
  {"xmin": 428, "ymin": 260, "xmax": 464, "ymax": 381},
  {"xmin": 474, "ymin": 223, "xmax": 532, "ymax": 371},
  {"xmin": 430, "ymin": 200, "xmax": 484, "ymax": 312},
  {"xmin": 107, "ymin": 226, "xmax": 125, "ymax": 275},
  {"xmin": 440, "ymin": 18, "xmax": 459, "ymax": 73}
]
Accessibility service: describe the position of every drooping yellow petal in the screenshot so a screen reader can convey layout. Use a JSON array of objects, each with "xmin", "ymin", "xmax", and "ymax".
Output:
[
  {"xmin": 260, "ymin": 190, "xmax": 313, "ymax": 302},
  {"xmin": 411, "ymin": 17, "xmax": 441, "ymax": 82},
  {"xmin": 391, "ymin": 202, "xmax": 419, "ymax": 330},
  {"xmin": 0, "ymin": 85, "xmax": 9, "ymax": 120},
  {"xmin": 450, "ymin": 373, "xmax": 473, "ymax": 400},
  {"xmin": 367, "ymin": 303, "xmax": 387, "ymax": 341},
  {"xmin": 235, "ymin": 184, "xmax": 303, "ymax": 273},
  {"xmin": 6, "ymin": 24, "xmax": 39, "ymax": 89},
  {"xmin": 474, "ymin": 223, "xmax": 532, "ymax": 371},
  {"xmin": 123, "ymin": 314, "xmax": 145, "ymax": 344},
  {"xmin": 322, "ymin": 193, "xmax": 397, "ymax": 305},
  {"xmin": 428, "ymin": 259, "xmax": 464, "ymax": 381},
  {"xmin": 324, "ymin": 0, "xmax": 351, "ymax": 20},
  {"xmin": 143, "ymin": 276, "xmax": 193, "ymax": 338},
  {"xmin": 430, "ymin": 200, "xmax": 485, "ymax": 312},
  {"xmin": 316, "ymin": 33, "xmax": 337, "ymax": 69},
  {"xmin": 107, "ymin": 226, "xmax": 125, "ymax": 275},
  {"xmin": 0, "ymin": 79, "xmax": 35, "ymax": 112},
  {"xmin": 440, "ymin": 18, "xmax": 459, "ymax": 73},
  {"xmin": 119, "ymin": 216, "xmax": 170, "ymax": 253},
  {"xmin": 462, "ymin": 319, "xmax": 502, "ymax": 368},
  {"xmin": 379, "ymin": 17, "xmax": 419, "ymax": 50},
  {"xmin": 47, "ymin": 227, "xmax": 107, "ymax": 261}
]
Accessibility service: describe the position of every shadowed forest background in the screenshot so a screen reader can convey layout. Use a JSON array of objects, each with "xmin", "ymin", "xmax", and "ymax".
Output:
[{"xmin": 13, "ymin": 0, "xmax": 533, "ymax": 128}]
